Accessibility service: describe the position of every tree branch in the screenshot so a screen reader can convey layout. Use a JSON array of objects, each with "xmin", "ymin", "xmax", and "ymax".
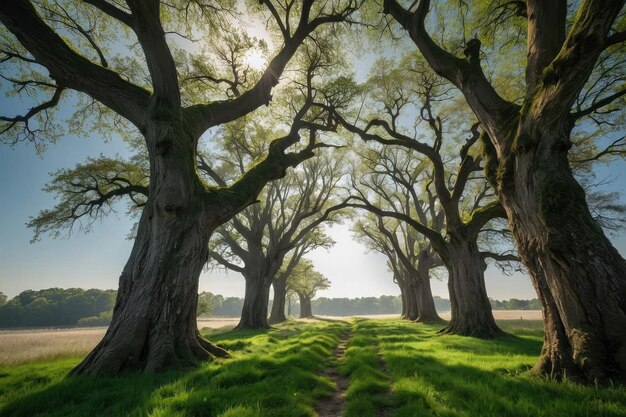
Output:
[
  {"xmin": 208, "ymin": 249, "xmax": 245, "ymax": 273},
  {"xmin": 0, "ymin": 0, "xmax": 150, "ymax": 129},
  {"xmin": 184, "ymin": 0, "xmax": 361, "ymax": 135},
  {"xmin": 81, "ymin": 0, "xmax": 133, "ymax": 27},
  {"xmin": 481, "ymin": 251, "xmax": 520, "ymax": 263},
  {"xmin": 466, "ymin": 200, "xmax": 507, "ymax": 236},
  {"xmin": 382, "ymin": 0, "xmax": 518, "ymax": 148},
  {"xmin": 570, "ymin": 86, "xmax": 626, "ymax": 120}
]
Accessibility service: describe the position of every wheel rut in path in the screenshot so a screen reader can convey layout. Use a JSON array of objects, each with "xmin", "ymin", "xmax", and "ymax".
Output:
[{"xmin": 315, "ymin": 324, "xmax": 353, "ymax": 417}]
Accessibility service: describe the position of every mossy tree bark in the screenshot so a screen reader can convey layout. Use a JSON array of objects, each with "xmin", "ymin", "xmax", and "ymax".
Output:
[
  {"xmin": 498, "ymin": 136, "xmax": 626, "ymax": 380},
  {"xmin": 384, "ymin": 0, "xmax": 626, "ymax": 380},
  {"xmin": 71, "ymin": 126, "xmax": 231, "ymax": 375}
]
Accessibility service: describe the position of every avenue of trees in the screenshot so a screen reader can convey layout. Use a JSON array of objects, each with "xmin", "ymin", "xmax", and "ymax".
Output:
[
  {"xmin": 208, "ymin": 149, "xmax": 346, "ymax": 329},
  {"xmin": 1, "ymin": 0, "xmax": 625, "ymax": 383}
]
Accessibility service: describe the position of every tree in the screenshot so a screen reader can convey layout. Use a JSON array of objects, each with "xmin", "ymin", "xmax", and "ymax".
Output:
[
  {"xmin": 354, "ymin": 208, "xmax": 443, "ymax": 322},
  {"xmin": 0, "ymin": 292, "xmax": 6, "ymax": 307},
  {"xmin": 382, "ymin": 0, "xmax": 626, "ymax": 381},
  {"xmin": 335, "ymin": 65, "xmax": 515, "ymax": 336},
  {"xmin": 286, "ymin": 259, "xmax": 330, "ymax": 318},
  {"xmin": 0, "ymin": 0, "xmax": 362, "ymax": 375},
  {"xmin": 196, "ymin": 292, "xmax": 216, "ymax": 317},
  {"xmin": 210, "ymin": 150, "xmax": 345, "ymax": 329}
]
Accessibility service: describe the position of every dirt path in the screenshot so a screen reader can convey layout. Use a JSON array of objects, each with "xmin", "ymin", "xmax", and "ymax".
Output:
[
  {"xmin": 316, "ymin": 325, "xmax": 353, "ymax": 417},
  {"xmin": 376, "ymin": 348, "xmax": 393, "ymax": 417}
]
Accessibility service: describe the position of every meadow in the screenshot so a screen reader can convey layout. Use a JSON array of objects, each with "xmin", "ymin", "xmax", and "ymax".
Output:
[{"xmin": 0, "ymin": 318, "xmax": 624, "ymax": 417}]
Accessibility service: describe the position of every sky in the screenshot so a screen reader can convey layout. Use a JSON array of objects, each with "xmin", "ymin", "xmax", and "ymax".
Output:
[
  {"xmin": 1, "ymin": 8, "xmax": 625, "ymax": 303},
  {"xmin": 1, "ymin": 127, "xmax": 624, "ymax": 301}
]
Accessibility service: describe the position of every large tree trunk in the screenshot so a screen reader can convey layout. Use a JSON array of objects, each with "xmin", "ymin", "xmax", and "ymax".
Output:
[
  {"xmin": 268, "ymin": 275, "xmax": 288, "ymax": 324},
  {"xmin": 298, "ymin": 293, "xmax": 313, "ymax": 318},
  {"xmin": 500, "ymin": 145, "xmax": 626, "ymax": 382},
  {"xmin": 414, "ymin": 263, "xmax": 443, "ymax": 323},
  {"xmin": 238, "ymin": 274, "xmax": 272, "ymax": 329},
  {"xmin": 440, "ymin": 234, "xmax": 501, "ymax": 338},
  {"xmin": 71, "ymin": 127, "xmax": 228, "ymax": 376}
]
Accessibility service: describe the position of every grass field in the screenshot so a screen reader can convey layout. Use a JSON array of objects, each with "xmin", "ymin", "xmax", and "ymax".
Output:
[{"xmin": 0, "ymin": 318, "xmax": 624, "ymax": 417}]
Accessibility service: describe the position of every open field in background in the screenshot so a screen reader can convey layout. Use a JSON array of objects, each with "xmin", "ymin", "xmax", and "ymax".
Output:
[
  {"xmin": 0, "ymin": 318, "xmax": 623, "ymax": 417},
  {"xmin": 442, "ymin": 309, "xmax": 543, "ymax": 320},
  {"xmin": 0, "ymin": 318, "xmax": 239, "ymax": 366},
  {"xmin": 0, "ymin": 328, "xmax": 105, "ymax": 366},
  {"xmin": 0, "ymin": 313, "xmax": 542, "ymax": 366}
]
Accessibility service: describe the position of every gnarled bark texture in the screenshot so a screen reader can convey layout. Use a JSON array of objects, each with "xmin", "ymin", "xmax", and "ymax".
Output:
[
  {"xmin": 0, "ymin": 0, "xmax": 358, "ymax": 377},
  {"xmin": 500, "ymin": 141, "xmax": 626, "ymax": 381},
  {"xmin": 71, "ymin": 127, "xmax": 228, "ymax": 375},
  {"xmin": 383, "ymin": 0, "xmax": 626, "ymax": 381}
]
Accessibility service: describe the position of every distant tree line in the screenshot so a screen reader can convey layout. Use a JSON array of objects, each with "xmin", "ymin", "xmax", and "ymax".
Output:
[
  {"xmin": 490, "ymin": 298, "xmax": 541, "ymax": 311},
  {"xmin": 0, "ymin": 288, "xmax": 115, "ymax": 328},
  {"xmin": 201, "ymin": 293, "xmax": 540, "ymax": 318},
  {"xmin": 0, "ymin": 288, "xmax": 543, "ymax": 327}
]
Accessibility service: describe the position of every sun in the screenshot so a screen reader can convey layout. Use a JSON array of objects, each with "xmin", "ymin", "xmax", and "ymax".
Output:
[{"xmin": 245, "ymin": 50, "xmax": 267, "ymax": 70}]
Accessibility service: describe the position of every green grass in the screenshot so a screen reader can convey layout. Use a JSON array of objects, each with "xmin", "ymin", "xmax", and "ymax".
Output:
[
  {"xmin": 341, "ymin": 319, "xmax": 392, "ymax": 417},
  {"xmin": 363, "ymin": 319, "xmax": 626, "ymax": 417},
  {"xmin": 0, "ymin": 320, "xmax": 348, "ymax": 417},
  {"xmin": 1, "ymin": 319, "xmax": 625, "ymax": 417}
]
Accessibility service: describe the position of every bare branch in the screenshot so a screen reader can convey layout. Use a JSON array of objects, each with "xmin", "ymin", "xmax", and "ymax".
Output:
[
  {"xmin": 81, "ymin": 0, "xmax": 132, "ymax": 27},
  {"xmin": 571, "ymin": 87, "xmax": 626, "ymax": 120}
]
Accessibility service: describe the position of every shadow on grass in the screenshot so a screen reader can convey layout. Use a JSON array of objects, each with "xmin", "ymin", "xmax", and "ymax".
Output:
[
  {"xmin": 0, "ymin": 320, "xmax": 349, "ymax": 417},
  {"xmin": 357, "ymin": 319, "xmax": 626, "ymax": 417}
]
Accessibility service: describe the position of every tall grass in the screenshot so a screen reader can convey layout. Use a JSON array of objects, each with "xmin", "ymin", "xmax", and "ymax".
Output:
[
  {"xmin": 0, "ymin": 319, "xmax": 239, "ymax": 366},
  {"xmin": 0, "ymin": 329, "xmax": 106, "ymax": 365}
]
